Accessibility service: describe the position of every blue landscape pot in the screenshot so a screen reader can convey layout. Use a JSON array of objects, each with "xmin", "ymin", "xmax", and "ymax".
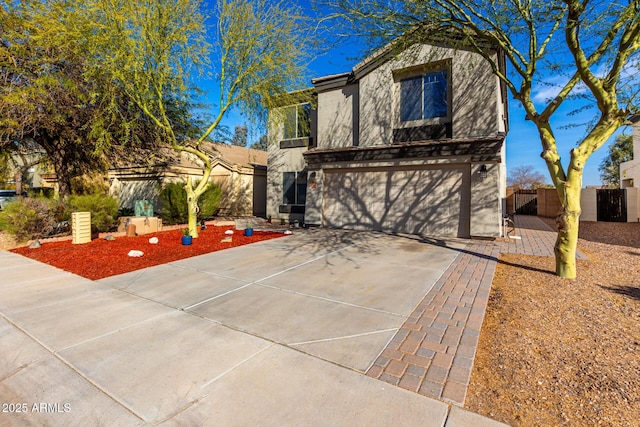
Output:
[
  {"xmin": 181, "ymin": 235, "xmax": 193, "ymax": 245},
  {"xmin": 244, "ymin": 228, "xmax": 253, "ymax": 237}
]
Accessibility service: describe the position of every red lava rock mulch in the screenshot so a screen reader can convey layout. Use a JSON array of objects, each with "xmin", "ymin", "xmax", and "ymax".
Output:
[{"xmin": 11, "ymin": 226, "xmax": 285, "ymax": 280}]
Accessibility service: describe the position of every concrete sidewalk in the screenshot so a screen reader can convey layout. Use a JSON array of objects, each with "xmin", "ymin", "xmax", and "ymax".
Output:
[{"xmin": 1, "ymin": 229, "xmax": 509, "ymax": 426}]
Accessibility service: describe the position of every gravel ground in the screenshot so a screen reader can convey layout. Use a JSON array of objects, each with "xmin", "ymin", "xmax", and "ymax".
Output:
[
  {"xmin": 467, "ymin": 220, "xmax": 640, "ymax": 426},
  {"xmin": 0, "ymin": 231, "xmax": 19, "ymax": 251}
]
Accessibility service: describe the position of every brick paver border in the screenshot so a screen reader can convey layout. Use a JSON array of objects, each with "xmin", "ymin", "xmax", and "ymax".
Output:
[
  {"xmin": 366, "ymin": 215, "xmax": 565, "ymax": 406},
  {"xmin": 366, "ymin": 239, "xmax": 499, "ymax": 405}
]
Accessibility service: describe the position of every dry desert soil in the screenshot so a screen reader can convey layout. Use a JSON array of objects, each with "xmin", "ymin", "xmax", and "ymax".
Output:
[{"xmin": 467, "ymin": 219, "xmax": 640, "ymax": 427}]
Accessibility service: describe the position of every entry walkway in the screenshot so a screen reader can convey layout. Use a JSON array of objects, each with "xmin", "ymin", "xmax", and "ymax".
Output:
[{"xmin": 367, "ymin": 215, "xmax": 580, "ymax": 406}]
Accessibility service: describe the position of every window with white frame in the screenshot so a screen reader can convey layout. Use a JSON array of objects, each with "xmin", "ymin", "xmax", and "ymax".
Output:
[
  {"xmin": 283, "ymin": 104, "xmax": 311, "ymax": 140},
  {"xmin": 400, "ymin": 69, "xmax": 448, "ymax": 122},
  {"xmin": 282, "ymin": 171, "xmax": 307, "ymax": 205}
]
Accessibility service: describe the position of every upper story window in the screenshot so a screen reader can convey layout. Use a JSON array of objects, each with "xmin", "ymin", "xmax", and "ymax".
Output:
[
  {"xmin": 400, "ymin": 70, "xmax": 448, "ymax": 122},
  {"xmin": 283, "ymin": 103, "xmax": 311, "ymax": 140}
]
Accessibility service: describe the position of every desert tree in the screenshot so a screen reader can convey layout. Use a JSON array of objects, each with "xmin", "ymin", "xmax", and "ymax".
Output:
[
  {"xmin": 599, "ymin": 133, "xmax": 633, "ymax": 187},
  {"xmin": 251, "ymin": 135, "xmax": 269, "ymax": 151},
  {"xmin": 0, "ymin": 1, "xmax": 184, "ymax": 197},
  {"xmin": 92, "ymin": 0, "xmax": 313, "ymax": 237},
  {"xmin": 322, "ymin": 0, "xmax": 640, "ymax": 278},
  {"xmin": 231, "ymin": 125, "xmax": 249, "ymax": 147},
  {"xmin": 1, "ymin": 1, "xmax": 111, "ymax": 196},
  {"xmin": 508, "ymin": 165, "xmax": 549, "ymax": 190}
]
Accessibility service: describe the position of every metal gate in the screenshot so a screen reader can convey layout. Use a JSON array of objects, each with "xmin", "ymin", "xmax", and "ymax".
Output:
[
  {"xmin": 597, "ymin": 189, "xmax": 626, "ymax": 222},
  {"xmin": 515, "ymin": 190, "xmax": 538, "ymax": 215}
]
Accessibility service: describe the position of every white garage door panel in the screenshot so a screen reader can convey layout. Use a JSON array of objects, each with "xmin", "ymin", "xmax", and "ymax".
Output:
[{"xmin": 323, "ymin": 166, "xmax": 470, "ymax": 237}]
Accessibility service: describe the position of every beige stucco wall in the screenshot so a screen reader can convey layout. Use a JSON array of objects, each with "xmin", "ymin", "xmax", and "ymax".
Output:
[
  {"xmin": 266, "ymin": 145, "xmax": 308, "ymax": 221},
  {"xmin": 626, "ymin": 187, "xmax": 640, "ymax": 222},
  {"xmin": 580, "ymin": 188, "xmax": 598, "ymax": 221},
  {"xmin": 470, "ymin": 162, "xmax": 502, "ymax": 237},
  {"xmin": 620, "ymin": 121, "xmax": 639, "ymax": 188},
  {"xmin": 316, "ymin": 84, "xmax": 359, "ymax": 149},
  {"xmin": 303, "ymin": 168, "xmax": 323, "ymax": 225},
  {"xmin": 266, "ymin": 113, "xmax": 310, "ymax": 221},
  {"xmin": 356, "ymin": 44, "xmax": 503, "ymax": 146},
  {"xmin": 213, "ymin": 166, "xmax": 259, "ymax": 217},
  {"xmin": 537, "ymin": 188, "xmax": 562, "ymax": 218}
]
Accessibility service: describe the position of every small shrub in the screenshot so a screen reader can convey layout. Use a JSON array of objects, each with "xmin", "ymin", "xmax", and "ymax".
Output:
[
  {"xmin": 159, "ymin": 182, "xmax": 221, "ymax": 225},
  {"xmin": 71, "ymin": 173, "xmax": 110, "ymax": 196},
  {"xmin": 0, "ymin": 198, "xmax": 58, "ymax": 241},
  {"xmin": 25, "ymin": 187, "xmax": 56, "ymax": 199},
  {"xmin": 67, "ymin": 194, "xmax": 119, "ymax": 232},
  {"xmin": 199, "ymin": 185, "xmax": 222, "ymax": 219},
  {"xmin": 159, "ymin": 183, "xmax": 189, "ymax": 225}
]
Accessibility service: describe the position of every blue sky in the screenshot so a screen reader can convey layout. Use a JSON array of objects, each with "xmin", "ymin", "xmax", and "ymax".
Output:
[{"xmin": 201, "ymin": 4, "xmax": 633, "ymax": 188}]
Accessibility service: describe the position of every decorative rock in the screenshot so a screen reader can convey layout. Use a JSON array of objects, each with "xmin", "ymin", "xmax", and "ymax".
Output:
[
  {"xmin": 224, "ymin": 230, "xmax": 234, "ymax": 235},
  {"xmin": 28, "ymin": 240, "xmax": 42, "ymax": 249},
  {"xmin": 127, "ymin": 250, "xmax": 144, "ymax": 257},
  {"xmin": 221, "ymin": 236, "xmax": 233, "ymax": 243},
  {"xmin": 283, "ymin": 230, "xmax": 293, "ymax": 235},
  {"xmin": 104, "ymin": 234, "xmax": 116, "ymax": 241},
  {"xmin": 148, "ymin": 237, "xmax": 159, "ymax": 244}
]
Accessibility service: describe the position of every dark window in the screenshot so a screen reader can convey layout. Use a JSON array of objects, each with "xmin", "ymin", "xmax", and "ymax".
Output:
[
  {"xmin": 400, "ymin": 70, "xmax": 448, "ymax": 122},
  {"xmin": 283, "ymin": 104, "xmax": 311, "ymax": 140},
  {"xmin": 282, "ymin": 171, "xmax": 307, "ymax": 205}
]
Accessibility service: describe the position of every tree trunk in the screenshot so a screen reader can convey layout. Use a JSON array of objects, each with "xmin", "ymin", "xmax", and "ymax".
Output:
[
  {"xmin": 181, "ymin": 150, "xmax": 213, "ymax": 239},
  {"xmin": 186, "ymin": 191, "xmax": 199, "ymax": 238},
  {"xmin": 35, "ymin": 135, "xmax": 72, "ymax": 198},
  {"xmin": 50, "ymin": 152, "xmax": 72, "ymax": 198},
  {"xmin": 14, "ymin": 169, "xmax": 23, "ymax": 195},
  {"xmin": 551, "ymin": 157, "xmax": 584, "ymax": 280},
  {"xmin": 554, "ymin": 209, "xmax": 580, "ymax": 279}
]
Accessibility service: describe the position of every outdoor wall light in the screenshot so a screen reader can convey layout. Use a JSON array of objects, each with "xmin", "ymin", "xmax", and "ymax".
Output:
[{"xmin": 479, "ymin": 164, "xmax": 488, "ymax": 179}]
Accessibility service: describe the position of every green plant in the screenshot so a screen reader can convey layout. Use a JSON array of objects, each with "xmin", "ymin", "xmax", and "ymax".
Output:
[
  {"xmin": 0, "ymin": 198, "xmax": 58, "ymax": 241},
  {"xmin": 66, "ymin": 194, "xmax": 119, "ymax": 232},
  {"xmin": 181, "ymin": 228, "xmax": 192, "ymax": 236},
  {"xmin": 280, "ymin": 218, "xmax": 286, "ymax": 225},
  {"xmin": 159, "ymin": 182, "xmax": 221, "ymax": 225}
]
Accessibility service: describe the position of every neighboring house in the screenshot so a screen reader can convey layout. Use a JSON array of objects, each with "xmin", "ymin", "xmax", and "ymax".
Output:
[
  {"xmin": 620, "ymin": 114, "xmax": 639, "ymax": 189},
  {"xmin": 267, "ymin": 39, "xmax": 508, "ymax": 238},
  {"xmin": 109, "ymin": 142, "xmax": 267, "ymax": 217},
  {"xmin": 2, "ymin": 143, "xmax": 48, "ymax": 194}
]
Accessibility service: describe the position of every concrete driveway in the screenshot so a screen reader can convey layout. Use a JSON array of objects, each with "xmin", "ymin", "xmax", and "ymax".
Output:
[{"xmin": 0, "ymin": 229, "xmax": 505, "ymax": 426}]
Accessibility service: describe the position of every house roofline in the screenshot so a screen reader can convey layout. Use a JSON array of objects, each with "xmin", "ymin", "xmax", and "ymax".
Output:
[
  {"xmin": 270, "ymin": 88, "xmax": 316, "ymax": 107},
  {"xmin": 303, "ymin": 136, "xmax": 506, "ymax": 165},
  {"xmin": 312, "ymin": 72, "xmax": 355, "ymax": 92},
  {"xmin": 304, "ymin": 135, "xmax": 505, "ymax": 153},
  {"xmin": 310, "ymin": 28, "xmax": 504, "ymax": 93}
]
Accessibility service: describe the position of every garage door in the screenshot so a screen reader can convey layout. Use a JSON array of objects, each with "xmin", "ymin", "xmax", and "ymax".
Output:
[{"xmin": 323, "ymin": 165, "xmax": 470, "ymax": 237}]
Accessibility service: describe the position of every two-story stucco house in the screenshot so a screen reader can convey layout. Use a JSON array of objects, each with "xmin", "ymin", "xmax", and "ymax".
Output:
[{"xmin": 267, "ymin": 39, "xmax": 508, "ymax": 238}]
